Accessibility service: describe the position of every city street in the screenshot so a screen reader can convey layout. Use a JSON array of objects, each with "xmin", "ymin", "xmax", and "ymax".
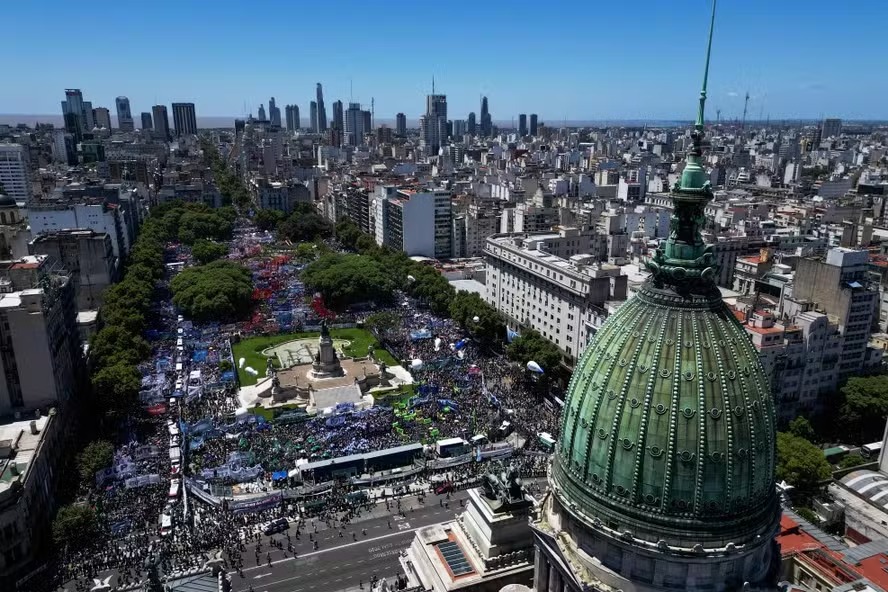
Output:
[{"xmin": 230, "ymin": 489, "xmax": 472, "ymax": 592}]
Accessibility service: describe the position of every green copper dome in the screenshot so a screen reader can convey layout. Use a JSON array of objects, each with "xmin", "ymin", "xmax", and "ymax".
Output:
[{"xmin": 550, "ymin": 1, "xmax": 779, "ymax": 549}]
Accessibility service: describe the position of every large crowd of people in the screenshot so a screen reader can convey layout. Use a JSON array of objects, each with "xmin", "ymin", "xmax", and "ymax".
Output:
[{"xmin": 56, "ymin": 220, "xmax": 563, "ymax": 591}]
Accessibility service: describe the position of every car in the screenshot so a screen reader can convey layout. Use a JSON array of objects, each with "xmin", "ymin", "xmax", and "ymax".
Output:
[
  {"xmin": 434, "ymin": 482, "xmax": 453, "ymax": 495},
  {"xmin": 263, "ymin": 518, "xmax": 288, "ymax": 535}
]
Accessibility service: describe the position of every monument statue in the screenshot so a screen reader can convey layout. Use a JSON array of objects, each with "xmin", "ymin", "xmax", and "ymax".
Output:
[
  {"xmin": 481, "ymin": 461, "xmax": 530, "ymax": 512},
  {"xmin": 310, "ymin": 318, "xmax": 344, "ymax": 378}
]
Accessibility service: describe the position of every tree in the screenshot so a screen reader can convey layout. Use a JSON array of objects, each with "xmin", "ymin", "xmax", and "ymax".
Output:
[
  {"xmin": 255, "ymin": 209, "xmax": 285, "ymax": 231},
  {"xmin": 776, "ymin": 432, "xmax": 832, "ymax": 490},
  {"xmin": 91, "ymin": 362, "xmax": 141, "ymax": 417},
  {"xmin": 506, "ymin": 329, "xmax": 563, "ymax": 373},
  {"xmin": 301, "ymin": 254, "xmax": 396, "ymax": 310},
  {"xmin": 838, "ymin": 375, "xmax": 888, "ymax": 444},
  {"xmin": 53, "ymin": 504, "xmax": 97, "ymax": 547},
  {"xmin": 365, "ymin": 311, "xmax": 401, "ymax": 337},
  {"xmin": 177, "ymin": 210, "xmax": 235, "ymax": 244},
  {"xmin": 788, "ymin": 416, "xmax": 817, "ymax": 442},
  {"xmin": 277, "ymin": 203, "xmax": 332, "ymax": 242},
  {"xmin": 838, "ymin": 454, "xmax": 865, "ymax": 470},
  {"xmin": 89, "ymin": 326, "xmax": 150, "ymax": 368},
  {"xmin": 448, "ymin": 291, "xmax": 504, "ymax": 344},
  {"xmin": 171, "ymin": 260, "xmax": 253, "ymax": 321},
  {"xmin": 335, "ymin": 219, "xmax": 363, "ymax": 251},
  {"xmin": 77, "ymin": 440, "xmax": 114, "ymax": 482},
  {"xmin": 191, "ymin": 239, "xmax": 228, "ymax": 265}
]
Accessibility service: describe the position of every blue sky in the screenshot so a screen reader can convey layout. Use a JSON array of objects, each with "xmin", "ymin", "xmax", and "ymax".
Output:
[{"xmin": 3, "ymin": 0, "xmax": 887, "ymax": 121}]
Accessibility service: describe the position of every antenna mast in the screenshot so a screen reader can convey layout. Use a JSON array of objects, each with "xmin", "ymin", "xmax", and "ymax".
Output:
[
  {"xmin": 741, "ymin": 91, "xmax": 749, "ymax": 130},
  {"xmin": 371, "ymin": 97, "xmax": 375, "ymax": 129}
]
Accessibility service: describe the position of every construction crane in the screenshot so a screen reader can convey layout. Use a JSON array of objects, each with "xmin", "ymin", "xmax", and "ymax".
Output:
[{"xmin": 741, "ymin": 91, "xmax": 750, "ymax": 130}]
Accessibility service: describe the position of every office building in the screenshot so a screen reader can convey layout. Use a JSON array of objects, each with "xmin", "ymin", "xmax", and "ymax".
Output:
[
  {"xmin": 268, "ymin": 97, "xmax": 281, "ymax": 127},
  {"xmin": 29, "ymin": 230, "xmax": 117, "ymax": 311},
  {"xmin": 257, "ymin": 104, "xmax": 267, "ymax": 121},
  {"xmin": 171, "ymin": 102, "xmax": 197, "ymax": 136},
  {"xmin": 309, "ymin": 101, "xmax": 318, "ymax": 133},
  {"xmin": 92, "ymin": 107, "xmax": 111, "ymax": 130},
  {"xmin": 480, "ymin": 96, "xmax": 491, "ymax": 137},
  {"xmin": 821, "ymin": 117, "xmax": 842, "ymax": 140},
  {"xmin": 0, "ymin": 144, "xmax": 31, "ymax": 202},
  {"xmin": 0, "ymin": 255, "xmax": 81, "ymax": 415},
  {"xmin": 315, "ymin": 83, "xmax": 328, "ymax": 132},
  {"xmin": 250, "ymin": 178, "xmax": 311, "ymax": 214},
  {"xmin": 518, "ymin": 113, "xmax": 527, "ymax": 137},
  {"xmin": 484, "ymin": 229, "xmax": 627, "ymax": 362},
  {"xmin": 422, "ymin": 94, "xmax": 448, "ymax": 153},
  {"xmin": 529, "ymin": 113, "xmax": 538, "ymax": 136},
  {"xmin": 115, "ymin": 96, "xmax": 134, "ymax": 131},
  {"xmin": 82, "ymin": 101, "xmax": 94, "ymax": 130},
  {"xmin": 140, "ymin": 111, "xmax": 153, "ymax": 130},
  {"xmin": 375, "ymin": 189, "xmax": 452, "ymax": 259},
  {"xmin": 0, "ymin": 195, "xmax": 29, "ymax": 260},
  {"xmin": 332, "ymin": 100, "xmax": 344, "ymax": 130},
  {"xmin": 362, "ymin": 109, "xmax": 371, "ymax": 137},
  {"xmin": 395, "ymin": 113, "xmax": 406, "ymax": 137},
  {"xmin": 285, "ymin": 104, "xmax": 300, "ymax": 132},
  {"xmin": 29, "ymin": 199, "xmax": 132, "ymax": 258},
  {"xmin": 61, "ymin": 89, "xmax": 85, "ymax": 135},
  {"xmin": 344, "ymin": 103, "xmax": 365, "ymax": 146},
  {"xmin": 151, "ymin": 105, "xmax": 171, "ymax": 141},
  {"xmin": 467, "ymin": 112, "xmax": 476, "ymax": 136},
  {"xmin": 532, "ymin": 7, "xmax": 781, "ymax": 591}
]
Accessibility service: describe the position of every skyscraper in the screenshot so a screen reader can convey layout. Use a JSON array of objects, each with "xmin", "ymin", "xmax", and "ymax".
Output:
[
  {"xmin": 529, "ymin": 113, "xmax": 538, "ymax": 136},
  {"xmin": 518, "ymin": 113, "xmax": 527, "ymax": 137},
  {"xmin": 309, "ymin": 101, "xmax": 318, "ymax": 133},
  {"xmin": 141, "ymin": 112, "xmax": 153, "ymax": 130},
  {"xmin": 315, "ymin": 83, "xmax": 328, "ymax": 132},
  {"xmin": 269, "ymin": 97, "xmax": 281, "ymax": 127},
  {"xmin": 152, "ymin": 105, "xmax": 171, "ymax": 141},
  {"xmin": 171, "ymin": 103, "xmax": 197, "ymax": 136},
  {"xmin": 362, "ymin": 109, "xmax": 371, "ymax": 137},
  {"xmin": 821, "ymin": 117, "xmax": 842, "ymax": 139},
  {"xmin": 534, "ymin": 5, "xmax": 781, "ymax": 591},
  {"xmin": 257, "ymin": 104, "xmax": 267, "ymax": 121},
  {"xmin": 332, "ymin": 100, "xmax": 344, "ymax": 130},
  {"xmin": 82, "ymin": 101, "xmax": 95, "ymax": 131},
  {"xmin": 285, "ymin": 105, "xmax": 300, "ymax": 132},
  {"xmin": 467, "ymin": 112, "xmax": 476, "ymax": 136},
  {"xmin": 93, "ymin": 107, "xmax": 112, "ymax": 130},
  {"xmin": 480, "ymin": 96, "xmax": 491, "ymax": 137},
  {"xmin": 115, "ymin": 96, "xmax": 134, "ymax": 131},
  {"xmin": 343, "ymin": 103, "xmax": 365, "ymax": 146},
  {"xmin": 61, "ymin": 89, "xmax": 86, "ymax": 135},
  {"xmin": 422, "ymin": 94, "xmax": 448, "ymax": 152},
  {"xmin": 395, "ymin": 113, "xmax": 407, "ymax": 137},
  {"xmin": 0, "ymin": 144, "xmax": 31, "ymax": 201}
]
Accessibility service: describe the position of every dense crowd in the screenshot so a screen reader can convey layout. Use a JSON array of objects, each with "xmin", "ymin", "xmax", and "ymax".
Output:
[{"xmin": 56, "ymin": 221, "xmax": 563, "ymax": 591}]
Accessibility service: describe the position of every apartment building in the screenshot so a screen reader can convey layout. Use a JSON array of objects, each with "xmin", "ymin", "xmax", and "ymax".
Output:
[{"xmin": 484, "ymin": 228, "xmax": 628, "ymax": 363}]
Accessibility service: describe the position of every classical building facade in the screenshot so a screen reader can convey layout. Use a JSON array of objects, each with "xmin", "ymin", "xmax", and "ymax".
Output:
[{"xmin": 530, "ymin": 7, "xmax": 781, "ymax": 590}]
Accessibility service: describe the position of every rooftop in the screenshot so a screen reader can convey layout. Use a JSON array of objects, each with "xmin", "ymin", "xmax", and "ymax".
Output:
[{"xmin": 0, "ymin": 414, "xmax": 50, "ymax": 494}]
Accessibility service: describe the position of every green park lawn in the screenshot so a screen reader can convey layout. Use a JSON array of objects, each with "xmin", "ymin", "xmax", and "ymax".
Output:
[{"xmin": 232, "ymin": 327, "xmax": 399, "ymax": 386}]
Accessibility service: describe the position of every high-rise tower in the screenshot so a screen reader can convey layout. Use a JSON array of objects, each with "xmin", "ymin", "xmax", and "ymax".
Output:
[
  {"xmin": 529, "ymin": 113, "xmax": 538, "ymax": 136},
  {"xmin": 115, "ymin": 96, "xmax": 134, "ymax": 131},
  {"xmin": 152, "ymin": 105, "xmax": 171, "ymax": 141},
  {"xmin": 533, "ymin": 3, "xmax": 780, "ymax": 591},
  {"xmin": 332, "ymin": 100, "xmax": 344, "ymax": 130},
  {"xmin": 315, "ymin": 83, "xmax": 328, "ymax": 132},
  {"xmin": 395, "ymin": 113, "xmax": 407, "ymax": 137},
  {"xmin": 269, "ymin": 97, "xmax": 281, "ymax": 127},
  {"xmin": 285, "ymin": 105, "xmax": 300, "ymax": 132},
  {"xmin": 467, "ymin": 112, "xmax": 476, "ymax": 136},
  {"xmin": 518, "ymin": 113, "xmax": 527, "ymax": 137},
  {"xmin": 480, "ymin": 96, "xmax": 491, "ymax": 137},
  {"xmin": 421, "ymin": 93, "xmax": 448, "ymax": 152},
  {"xmin": 171, "ymin": 103, "xmax": 197, "ymax": 136},
  {"xmin": 309, "ymin": 101, "xmax": 318, "ymax": 133}
]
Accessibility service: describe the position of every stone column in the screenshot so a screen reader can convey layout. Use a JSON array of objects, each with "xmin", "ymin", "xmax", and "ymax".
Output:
[{"xmin": 534, "ymin": 549, "xmax": 549, "ymax": 592}]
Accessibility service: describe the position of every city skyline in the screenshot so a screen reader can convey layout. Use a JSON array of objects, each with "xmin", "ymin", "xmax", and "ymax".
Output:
[{"xmin": 3, "ymin": 0, "xmax": 888, "ymax": 122}]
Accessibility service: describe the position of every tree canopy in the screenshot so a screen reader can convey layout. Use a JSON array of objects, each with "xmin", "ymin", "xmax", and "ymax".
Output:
[
  {"xmin": 301, "ymin": 254, "xmax": 396, "ymax": 310},
  {"xmin": 254, "ymin": 208, "xmax": 285, "ymax": 231},
  {"xmin": 76, "ymin": 440, "xmax": 114, "ymax": 482},
  {"xmin": 788, "ymin": 416, "xmax": 817, "ymax": 443},
  {"xmin": 506, "ymin": 329, "xmax": 563, "ymax": 373},
  {"xmin": 838, "ymin": 375, "xmax": 888, "ymax": 444},
  {"xmin": 776, "ymin": 432, "xmax": 832, "ymax": 490},
  {"xmin": 171, "ymin": 260, "xmax": 253, "ymax": 321},
  {"xmin": 278, "ymin": 203, "xmax": 332, "ymax": 242},
  {"xmin": 53, "ymin": 504, "xmax": 97, "ymax": 547},
  {"xmin": 191, "ymin": 239, "xmax": 228, "ymax": 265},
  {"xmin": 449, "ymin": 291, "xmax": 504, "ymax": 344}
]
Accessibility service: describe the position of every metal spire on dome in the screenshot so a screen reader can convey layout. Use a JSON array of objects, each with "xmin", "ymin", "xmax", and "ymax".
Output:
[{"xmin": 648, "ymin": 0, "xmax": 719, "ymax": 291}]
